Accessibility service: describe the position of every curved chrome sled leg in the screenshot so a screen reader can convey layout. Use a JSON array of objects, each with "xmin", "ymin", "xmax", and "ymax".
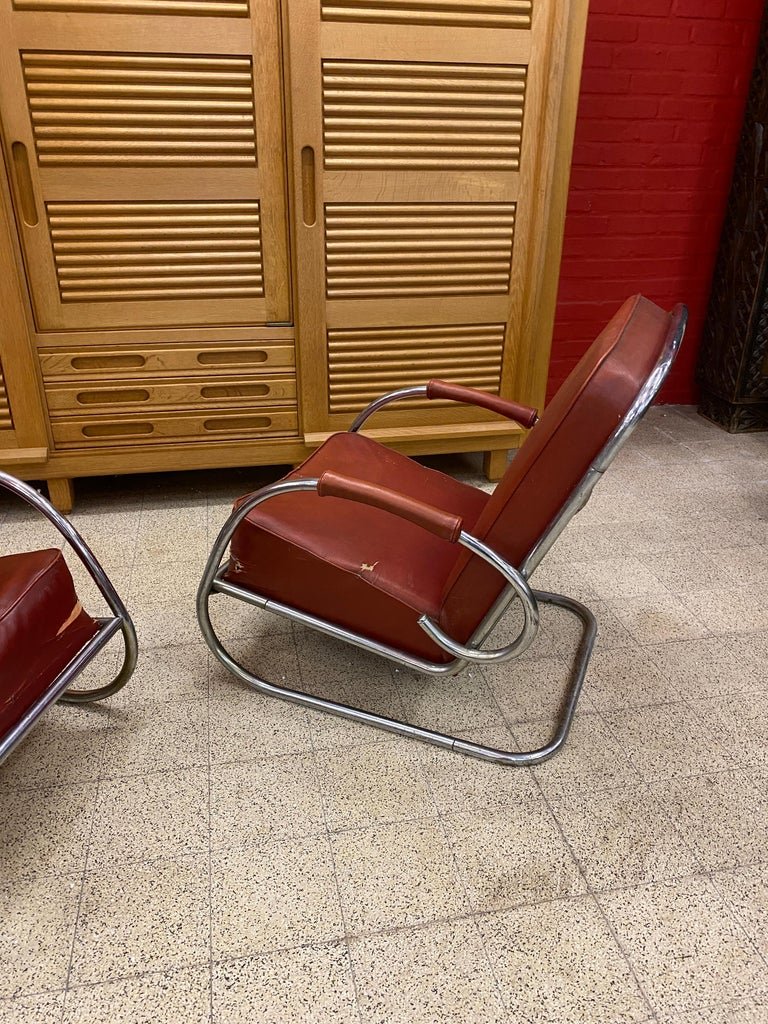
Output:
[
  {"xmin": 0, "ymin": 470, "xmax": 138, "ymax": 707},
  {"xmin": 197, "ymin": 479, "xmax": 595, "ymax": 766},
  {"xmin": 198, "ymin": 576, "xmax": 596, "ymax": 768}
]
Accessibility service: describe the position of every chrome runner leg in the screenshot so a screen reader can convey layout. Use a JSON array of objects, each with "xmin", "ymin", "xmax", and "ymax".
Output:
[{"xmin": 198, "ymin": 576, "xmax": 596, "ymax": 766}]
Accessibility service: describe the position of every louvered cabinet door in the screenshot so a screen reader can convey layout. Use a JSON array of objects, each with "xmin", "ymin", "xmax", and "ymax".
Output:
[
  {"xmin": 288, "ymin": 0, "xmax": 583, "ymax": 434},
  {"xmin": 0, "ymin": 0, "xmax": 289, "ymax": 331}
]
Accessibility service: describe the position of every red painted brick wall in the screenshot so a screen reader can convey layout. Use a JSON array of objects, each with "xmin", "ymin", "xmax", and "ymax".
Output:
[{"xmin": 549, "ymin": 0, "xmax": 764, "ymax": 403}]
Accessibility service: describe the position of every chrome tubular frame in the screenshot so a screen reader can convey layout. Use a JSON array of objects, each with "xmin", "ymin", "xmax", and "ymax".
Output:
[
  {"xmin": 349, "ymin": 385, "xmax": 428, "ymax": 433},
  {"xmin": 197, "ymin": 481, "xmax": 591, "ymax": 766},
  {"xmin": 418, "ymin": 530, "xmax": 539, "ymax": 664},
  {"xmin": 0, "ymin": 472, "xmax": 138, "ymax": 764},
  {"xmin": 198, "ymin": 305, "xmax": 687, "ymax": 766}
]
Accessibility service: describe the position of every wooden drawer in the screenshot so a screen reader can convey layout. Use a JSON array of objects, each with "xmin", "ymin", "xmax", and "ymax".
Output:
[
  {"xmin": 40, "ymin": 342, "xmax": 295, "ymax": 383},
  {"xmin": 46, "ymin": 375, "xmax": 297, "ymax": 418},
  {"xmin": 51, "ymin": 409, "xmax": 298, "ymax": 450}
]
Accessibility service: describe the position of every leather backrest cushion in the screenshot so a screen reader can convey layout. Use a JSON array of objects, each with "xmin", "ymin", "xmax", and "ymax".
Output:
[{"xmin": 440, "ymin": 295, "xmax": 673, "ymax": 641}]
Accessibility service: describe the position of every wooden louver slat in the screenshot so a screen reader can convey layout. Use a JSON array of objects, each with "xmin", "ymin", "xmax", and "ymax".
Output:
[
  {"xmin": 322, "ymin": 59, "xmax": 527, "ymax": 170},
  {"xmin": 22, "ymin": 52, "xmax": 257, "ymax": 166},
  {"xmin": 321, "ymin": 0, "xmax": 532, "ymax": 29},
  {"xmin": 325, "ymin": 202, "xmax": 516, "ymax": 299},
  {"xmin": 327, "ymin": 322, "xmax": 505, "ymax": 412},
  {"xmin": 13, "ymin": 0, "xmax": 249, "ymax": 16},
  {"xmin": 0, "ymin": 359, "xmax": 13, "ymax": 431},
  {"xmin": 47, "ymin": 201, "xmax": 264, "ymax": 302}
]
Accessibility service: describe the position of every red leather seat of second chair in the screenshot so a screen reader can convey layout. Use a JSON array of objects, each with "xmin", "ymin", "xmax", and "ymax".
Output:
[{"xmin": 0, "ymin": 548, "xmax": 99, "ymax": 737}]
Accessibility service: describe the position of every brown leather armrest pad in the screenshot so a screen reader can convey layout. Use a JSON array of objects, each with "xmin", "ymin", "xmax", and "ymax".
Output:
[
  {"xmin": 317, "ymin": 471, "xmax": 463, "ymax": 543},
  {"xmin": 426, "ymin": 379, "xmax": 538, "ymax": 429}
]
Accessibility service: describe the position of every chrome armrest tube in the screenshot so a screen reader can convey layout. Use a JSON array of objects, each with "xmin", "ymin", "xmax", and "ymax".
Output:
[
  {"xmin": 418, "ymin": 530, "xmax": 539, "ymax": 664},
  {"xmin": 348, "ymin": 386, "xmax": 429, "ymax": 432},
  {"xmin": 198, "ymin": 477, "xmax": 321, "ymax": 617}
]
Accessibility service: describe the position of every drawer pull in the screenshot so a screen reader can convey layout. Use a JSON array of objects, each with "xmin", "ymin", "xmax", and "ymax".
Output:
[
  {"xmin": 72, "ymin": 354, "xmax": 146, "ymax": 371},
  {"xmin": 197, "ymin": 351, "xmax": 268, "ymax": 366},
  {"xmin": 77, "ymin": 388, "xmax": 150, "ymax": 406},
  {"xmin": 82, "ymin": 422, "xmax": 154, "ymax": 438},
  {"xmin": 203, "ymin": 416, "xmax": 271, "ymax": 432},
  {"xmin": 200, "ymin": 384, "xmax": 269, "ymax": 400}
]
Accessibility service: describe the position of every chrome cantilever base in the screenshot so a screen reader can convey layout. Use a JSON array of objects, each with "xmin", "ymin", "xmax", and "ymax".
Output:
[
  {"xmin": 195, "ymin": 477, "xmax": 598, "ymax": 761},
  {"xmin": 197, "ymin": 479, "xmax": 597, "ymax": 766},
  {"xmin": 199, "ymin": 577, "xmax": 595, "ymax": 767}
]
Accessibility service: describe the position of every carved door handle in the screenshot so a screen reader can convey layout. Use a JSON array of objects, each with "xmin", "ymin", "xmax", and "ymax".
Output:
[
  {"xmin": 11, "ymin": 141, "xmax": 38, "ymax": 226},
  {"xmin": 301, "ymin": 146, "xmax": 316, "ymax": 226}
]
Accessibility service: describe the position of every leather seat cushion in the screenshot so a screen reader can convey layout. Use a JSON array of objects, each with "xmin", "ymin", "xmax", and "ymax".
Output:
[
  {"xmin": 0, "ymin": 549, "xmax": 99, "ymax": 736},
  {"xmin": 224, "ymin": 431, "xmax": 489, "ymax": 663}
]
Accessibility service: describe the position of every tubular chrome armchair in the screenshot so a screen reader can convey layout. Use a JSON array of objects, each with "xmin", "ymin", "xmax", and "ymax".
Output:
[
  {"xmin": 199, "ymin": 295, "xmax": 687, "ymax": 765},
  {"xmin": 0, "ymin": 472, "xmax": 137, "ymax": 765}
]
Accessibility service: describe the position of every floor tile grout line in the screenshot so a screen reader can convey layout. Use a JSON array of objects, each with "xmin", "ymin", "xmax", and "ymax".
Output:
[
  {"xmin": 11, "ymin": 920, "xmax": 768, "ymax": 1020},
  {"xmin": 24, "ymin": 957, "xmax": 216, "ymax": 1002},
  {"xmin": 297, "ymin": 646, "xmax": 365, "ymax": 1024},
  {"xmin": 591, "ymin": 701, "xmax": 744, "ymax": 789},
  {"xmin": 60, "ymin": 490, "xmax": 142, "ymax": 1009},
  {"xmin": 592, "ymin": 872, "xmax": 768, "ymax": 1023},
  {"xmin": 708, "ymin": 869, "xmax": 768, "ymax": 976},
  {"xmin": 3, "ymin": 415, "xmax": 768, "ymax": 1016},
  {"xmin": 206, "ymin": 642, "xmax": 214, "ymax": 1024},
  {"xmin": 419, "ymin": 750, "xmax": 513, "ymax": 1015},
  {"xmin": 59, "ymin": 724, "xmax": 109, "ymax": 1007},
  {"xmin": 538, "ymin": 623, "xmax": 768, "ymax": 1007},
  {"xmin": 528, "ymin": 765, "xmax": 658, "ymax": 1021},
  {"xmin": 10, "ymin": 758, "xmax": 768, "ymax": 890},
  {"xmin": 21, "ymin": 836, "xmax": 768, "ymax": 939}
]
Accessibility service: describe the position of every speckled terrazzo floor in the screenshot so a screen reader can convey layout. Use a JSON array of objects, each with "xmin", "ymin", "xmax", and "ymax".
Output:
[{"xmin": 1, "ymin": 405, "xmax": 768, "ymax": 1024}]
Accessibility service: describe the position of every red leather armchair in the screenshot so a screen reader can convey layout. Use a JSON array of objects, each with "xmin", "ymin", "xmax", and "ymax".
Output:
[
  {"xmin": 0, "ymin": 472, "xmax": 137, "ymax": 764},
  {"xmin": 199, "ymin": 296, "xmax": 687, "ymax": 766}
]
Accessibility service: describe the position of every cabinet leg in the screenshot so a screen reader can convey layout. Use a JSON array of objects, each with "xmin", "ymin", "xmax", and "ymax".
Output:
[
  {"xmin": 483, "ymin": 450, "xmax": 508, "ymax": 482},
  {"xmin": 47, "ymin": 478, "xmax": 75, "ymax": 514}
]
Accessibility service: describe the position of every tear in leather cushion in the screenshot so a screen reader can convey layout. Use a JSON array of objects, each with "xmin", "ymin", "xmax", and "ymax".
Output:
[
  {"xmin": 224, "ymin": 431, "xmax": 489, "ymax": 663},
  {"xmin": 0, "ymin": 549, "xmax": 99, "ymax": 737}
]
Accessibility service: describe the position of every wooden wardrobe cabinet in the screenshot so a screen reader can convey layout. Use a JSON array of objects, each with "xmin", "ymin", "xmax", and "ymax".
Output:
[{"xmin": 0, "ymin": 0, "xmax": 588, "ymax": 510}]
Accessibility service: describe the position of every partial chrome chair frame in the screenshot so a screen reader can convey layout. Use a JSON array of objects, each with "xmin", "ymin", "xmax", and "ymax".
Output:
[
  {"xmin": 198, "ymin": 306, "xmax": 687, "ymax": 766},
  {"xmin": 0, "ymin": 472, "xmax": 138, "ymax": 764}
]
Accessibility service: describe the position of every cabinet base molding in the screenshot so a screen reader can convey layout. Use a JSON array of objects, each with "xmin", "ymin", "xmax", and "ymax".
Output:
[
  {"xmin": 1, "ymin": 425, "xmax": 522, "ymax": 496},
  {"xmin": 304, "ymin": 423, "xmax": 523, "ymax": 456},
  {"xmin": 0, "ymin": 447, "xmax": 48, "ymax": 466}
]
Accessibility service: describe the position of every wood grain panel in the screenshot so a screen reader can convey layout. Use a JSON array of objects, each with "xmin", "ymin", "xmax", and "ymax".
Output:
[
  {"xmin": 51, "ymin": 407, "xmax": 298, "ymax": 447},
  {"xmin": 0, "ymin": 358, "xmax": 13, "ymax": 430},
  {"xmin": 46, "ymin": 200, "xmax": 263, "ymax": 302},
  {"xmin": 327, "ymin": 322, "xmax": 504, "ymax": 411},
  {"xmin": 325, "ymin": 202, "xmax": 515, "ymax": 298},
  {"xmin": 13, "ymin": 0, "xmax": 249, "ymax": 17},
  {"xmin": 322, "ymin": 58, "xmax": 526, "ymax": 170},
  {"xmin": 46, "ymin": 374, "xmax": 296, "ymax": 414},
  {"xmin": 22, "ymin": 52, "xmax": 257, "ymax": 166},
  {"xmin": 321, "ymin": 0, "xmax": 532, "ymax": 29},
  {"xmin": 0, "ymin": 0, "xmax": 289, "ymax": 329},
  {"xmin": 39, "ymin": 341, "xmax": 294, "ymax": 380}
]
